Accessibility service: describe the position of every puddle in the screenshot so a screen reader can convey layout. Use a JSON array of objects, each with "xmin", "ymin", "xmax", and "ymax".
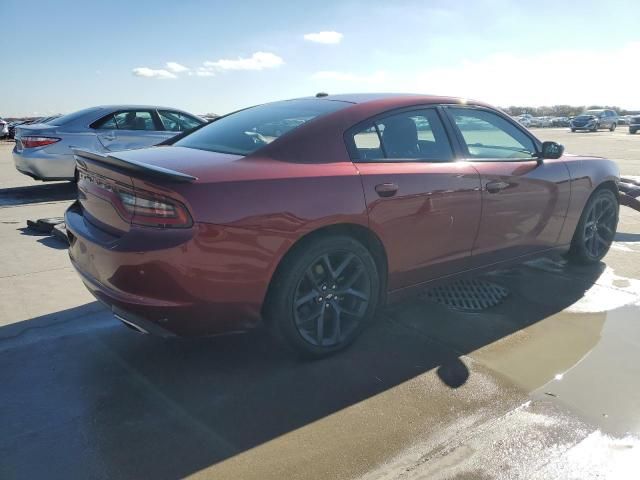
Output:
[
  {"xmin": 469, "ymin": 260, "xmax": 640, "ymax": 435},
  {"xmin": 533, "ymin": 305, "xmax": 640, "ymax": 436}
]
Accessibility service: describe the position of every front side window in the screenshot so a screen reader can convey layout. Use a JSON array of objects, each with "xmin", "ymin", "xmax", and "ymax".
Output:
[
  {"xmin": 158, "ymin": 110, "xmax": 203, "ymax": 132},
  {"xmin": 113, "ymin": 111, "xmax": 156, "ymax": 131},
  {"xmin": 447, "ymin": 108, "xmax": 536, "ymax": 160},
  {"xmin": 351, "ymin": 108, "xmax": 453, "ymax": 162},
  {"xmin": 175, "ymin": 99, "xmax": 349, "ymax": 155}
]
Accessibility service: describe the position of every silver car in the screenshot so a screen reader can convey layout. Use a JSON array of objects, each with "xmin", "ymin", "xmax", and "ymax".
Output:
[{"xmin": 13, "ymin": 105, "xmax": 205, "ymax": 181}]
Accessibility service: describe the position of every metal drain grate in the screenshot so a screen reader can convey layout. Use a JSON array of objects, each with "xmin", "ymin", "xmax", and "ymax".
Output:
[{"xmin": 423, "ymin": 278, "xmax": 509, "ymax": 311}]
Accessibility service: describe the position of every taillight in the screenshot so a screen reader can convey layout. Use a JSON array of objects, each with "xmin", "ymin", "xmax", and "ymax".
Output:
[
  {"xmin": 78, "ymin": 169, "xmax": 193, "ymax": 228},
  {"xmin": 117, "ymin": 188, "xmax": 193, "ymax": 228},
  {"xmin": 21, "ymin": 136, "xmax": 61, "ymax": 148}
]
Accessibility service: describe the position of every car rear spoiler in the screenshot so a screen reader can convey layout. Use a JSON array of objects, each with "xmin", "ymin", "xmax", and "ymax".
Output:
[{"xmin": 72, "ymin": 149, "xmax": 197, "ymax": 183}]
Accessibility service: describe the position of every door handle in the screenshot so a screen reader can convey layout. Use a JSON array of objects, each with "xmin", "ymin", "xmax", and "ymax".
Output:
[
  {"xmin": 375, "ymin": 183, "xmax": 399, "ymax": 198},
  {"xmin": 485, "ymin": 181, "xmax": 509, "ymax": 193}
]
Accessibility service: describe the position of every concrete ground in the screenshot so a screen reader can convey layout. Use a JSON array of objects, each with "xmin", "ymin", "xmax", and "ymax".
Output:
[{"xmin": 0, "ymin": 129, "xmax": 639, "ymax": 479}]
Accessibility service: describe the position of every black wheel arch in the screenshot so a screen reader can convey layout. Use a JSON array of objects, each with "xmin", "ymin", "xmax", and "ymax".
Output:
[{"xmin": 262, "ymin": 223, "xmax": 389, "ymax": 320}]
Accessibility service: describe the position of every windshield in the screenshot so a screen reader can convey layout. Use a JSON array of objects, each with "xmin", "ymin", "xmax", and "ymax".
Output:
[
  {"xmin": 174, "ymin": 99, "xmax": 350, "ymax": 155},
  {"xmin": 47, "ymin": 107, "xmax": 102, "ymax": 126},
  {"xmin": 582, "ymin": 110, "xmax": 604, "ymax": 117}
]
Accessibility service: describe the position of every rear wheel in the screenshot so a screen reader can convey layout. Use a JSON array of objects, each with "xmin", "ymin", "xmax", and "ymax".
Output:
[
  {"xmin": 266, "ymin": 235, "xmax": 380, "ymax": 358},
  {"xmin": 568, "ymin": 189, "xmax": 618, "ymax": 264},
  {"xmin": 571, "ymin": 128, "xmax": 576, "ymax": 132},
  {"xmin": 631, "ymin": 128, "xmax": 637, "ymax": 135}
]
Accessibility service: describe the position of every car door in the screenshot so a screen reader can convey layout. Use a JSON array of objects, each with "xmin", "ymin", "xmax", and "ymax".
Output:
[
  {"xmin": 348, "ymin": 107, "xmax": 482, "ymax": 291},
  {"xmin": 96, "ymin": 110, "xmax": 172, "ymax": 151},
  {"xmin": 443, "ymin": 106, "xmax": 571, "ymax": 268}
]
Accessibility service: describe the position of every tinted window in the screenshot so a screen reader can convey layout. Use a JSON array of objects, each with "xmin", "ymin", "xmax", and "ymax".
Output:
[
  {"xmin": 351, "ymin": 109, "xmax": 453, "ymax": 162},
  {"xmin": 175, "ymin": 99, "xmax": 349, "ymax": 155},
  {"xmin": 158, "ymin": 110, "xmax": 203, "ymax": 132},
  {"xmin": 448, "ymin": 108, "xmax": 536, "ymax": 160},
  {"xmin": 47, "ymin": 107, "xmax": 102, "ymax": 126},
  {"xmin": 353, "ymin": 125, "xmax": 383, "ymax": 160},
  {"xmin": 92, "ymin": 114, "xmax": 117, "ymax": 129},
  {"xmin": 113, "ymin": 111, "xmax": 156, "ymax": 131}
]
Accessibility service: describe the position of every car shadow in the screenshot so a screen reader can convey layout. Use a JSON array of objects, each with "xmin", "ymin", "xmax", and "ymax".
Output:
[
  {"xmin": 0, "ymin": 258, "xmax": 606, "ymax": 479},
  {"xmin": 615, "ymin": 231, "xmax": 640, "ymax": 242},
  {"xmin": 0, "ymin": 182, "xmax": 76, "ymax": 207}
]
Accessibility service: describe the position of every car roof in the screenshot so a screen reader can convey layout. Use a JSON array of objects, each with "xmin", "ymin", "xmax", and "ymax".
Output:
[
  {"xmin": 95, "ymin": 105, "xmax": 191, "ymax": 111},
  {"xmin": 296, "ymin": 92, "xmax": 482, "ymax": 105}
]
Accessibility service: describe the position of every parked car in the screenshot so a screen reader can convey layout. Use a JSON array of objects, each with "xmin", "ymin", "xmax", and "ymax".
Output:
[
  {"xmin": 629, "ymin": 115, "xmax": 640, "ymax": 134},
  {"xmin": 536, "ymin": 116, "xmax": 554, "ymax": 128},
  {"xmin": 570, "ymin": 109, "xmax": 618, "ymax": 132},
  {"xmin": 66, "ymin": 93, "xmax": 620, "ymax": 357},
  {"xmin": 8, "ymin": 120, "xmax": 28, "ymax": 139},
  {"xmin": 0, "ymin": 118, "xmax": 8, "ymax": 138},
  {"xmin": 551, "ymin": 116, "xmax": 570, "ymax": 127},
  {"xmin": 618, "ymin": 116, "xmax": 629, "ymax": 126},
  {"xmin": 13, "ymin": 105, "xmax": 206, "ymax": 181},
  {"xmin": 516, "ymin": 114, "xmax": 533, "ymax": 127}
]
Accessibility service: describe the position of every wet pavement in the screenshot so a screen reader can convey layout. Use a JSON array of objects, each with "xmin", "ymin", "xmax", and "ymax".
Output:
[{"xmin": 1, "ymin": 138, "xmax": 640, "ymax": 479}]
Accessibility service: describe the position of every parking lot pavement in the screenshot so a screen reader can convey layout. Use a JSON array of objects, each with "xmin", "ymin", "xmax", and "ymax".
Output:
[{"xmin": 0, "ymin": 137, "xmax": 639, "ymax": 479}]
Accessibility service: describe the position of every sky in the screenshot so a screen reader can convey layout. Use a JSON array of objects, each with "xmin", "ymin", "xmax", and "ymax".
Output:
[{"xmin": 2, "ymin": 0, "xmax": 640, "ymax": 117}]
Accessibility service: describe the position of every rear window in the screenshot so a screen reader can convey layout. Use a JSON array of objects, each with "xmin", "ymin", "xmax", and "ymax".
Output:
[
  {"xmin": 175, "ymin": 99, "xmax": 350, "ymax": 155},
  {"xmin": 48, "ymin": 107, "xmax": 102, "ymax": 126}
]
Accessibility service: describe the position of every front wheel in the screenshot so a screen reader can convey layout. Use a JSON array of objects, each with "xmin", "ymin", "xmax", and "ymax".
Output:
[
  {"xmin": 568, "ymin": 189, "xmax": 619, "ymax": 264},
  {"xmin": 591, "ymin": 123, "xmax": 598, "ymax": 132},
  {"xmin": 631, "ymin": 128, "xmax": 637, "ymax": 135},
  {"xmin": 265, "ymin": 235, "xmax": 380, "ymax": 358},
  {"xmin": 610, "ymin": 122, "xmax": 617, "ymax": 132}
]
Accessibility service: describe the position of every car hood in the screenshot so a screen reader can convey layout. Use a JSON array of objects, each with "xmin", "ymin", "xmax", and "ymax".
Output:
[{"xmin": 574, "ymin": 115, "xmax": 596, "ymax": 121}]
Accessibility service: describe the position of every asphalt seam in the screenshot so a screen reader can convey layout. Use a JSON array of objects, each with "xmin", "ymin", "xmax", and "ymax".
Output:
[{"xmin": 0, "ymin": 265, "xmax": 72, "ymax": 280}]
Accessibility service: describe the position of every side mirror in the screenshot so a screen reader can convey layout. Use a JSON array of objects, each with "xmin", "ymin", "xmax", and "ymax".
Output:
[{"xmin": 540, "ymin": 141, "xmax": 564, "ymax": 159}]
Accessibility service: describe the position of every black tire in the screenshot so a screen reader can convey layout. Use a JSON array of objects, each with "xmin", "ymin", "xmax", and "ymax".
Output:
[
  {"xmin": 568, "ymin": 188, "xmax": 619, "ymax": 264},
  {"xmin": 591, "ymin": 123, "xmax": 598, "ymax": 132},
  {"xmin": 610, "ymin": 122, "xmax": 617, "ymax": 132},
  {"xmin": 265, "ymin": 235, "xmax": 380, "ymax": 358},
  {"xmin": 631, "ymin": 128, "xmax": 637, "ymax": 135},
  {"xmin": 571, "ymin": 128, "xmax": 576, "ymax": 132}
]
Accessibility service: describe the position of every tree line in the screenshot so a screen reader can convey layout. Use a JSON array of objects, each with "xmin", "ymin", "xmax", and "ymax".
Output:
[{"xmin": 503, "ymin": 105, "xmax": 639, "ymax": 116}]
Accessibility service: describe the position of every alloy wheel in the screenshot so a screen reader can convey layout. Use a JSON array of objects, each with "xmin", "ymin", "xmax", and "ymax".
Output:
[
  {"xmin": 583, "ymin": 195, "xmax": 617, "ymax": 258},
  {"xmin": 293, "ymin": 251, "xmax": 371, "ymax": 347}
]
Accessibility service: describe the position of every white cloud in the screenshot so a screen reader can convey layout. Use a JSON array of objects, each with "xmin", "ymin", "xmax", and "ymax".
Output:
[
  {"xmin": 165, "ymin": 62, "xmax": 189, "ymax": 73},
  {"xmin": 132, "ymin": 67, "xmax": 177, "ymax": 79},
  {"xmin": 193, "ymin": 68, "xmax": 216, "ymax": 77},
  {"xmin": 303, "ymin": 31, "xmax": 343, "ymax": 44},
  {"xmin": 203, "ymin": 51, "xmax": 284, "ymax": 71},
  {"xmin": 328, "ymin": 42, "xmax": 640, "ymax": 108},
  {"xmin": 312, "ymin": 70, "xmax": 387, "ymax": 84}
]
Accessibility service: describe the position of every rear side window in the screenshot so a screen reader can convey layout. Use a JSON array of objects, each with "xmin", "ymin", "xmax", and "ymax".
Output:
[
  {"xmin": 92, "ymin": 114, "xmax": 117, "ymax": 129},
  {"xmin": 175, "ymin": 99, "xmax": 349, "ymax": 155},
  {"xmin": 92, "ymin": 110, "xmax": 157, "ymax": 130},
  {"xmin": 447, "ymin": 108, "xmax": 536, "ymax": 160},
  {"xmin": 350, "ymin": 109, "xmax": 453, "ymax": 162}
]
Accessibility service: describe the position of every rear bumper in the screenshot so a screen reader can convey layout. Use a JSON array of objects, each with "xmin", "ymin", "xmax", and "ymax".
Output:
[
  {"xmin": 13, "ymin": 146, "xmax": 75, "ymax": 180},
  {"xmin": 64, "ymin": 201, "xmax": 271, "ymax": 337}
]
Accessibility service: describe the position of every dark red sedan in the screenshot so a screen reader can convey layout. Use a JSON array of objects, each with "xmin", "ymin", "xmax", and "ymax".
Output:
[{"xmin": 65, "ymin": 94, "xmax": 620, "ymax": 356}]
